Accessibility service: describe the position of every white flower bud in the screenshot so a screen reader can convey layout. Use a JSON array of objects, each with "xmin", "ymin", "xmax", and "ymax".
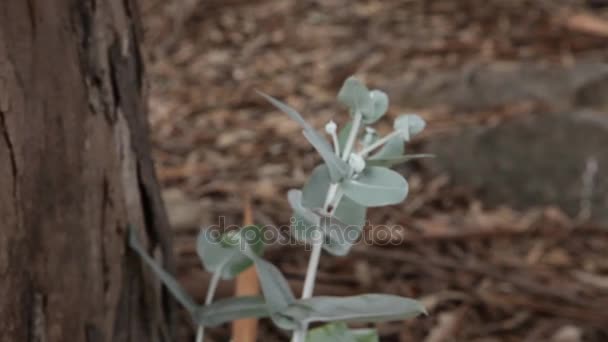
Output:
[
  {"xmin": 348, "ymin": 153, "xmax": 366, "ymax": 173},
  {"xmin": 325, "ymin": 120, "xmax": 337, "ymax": 135}
]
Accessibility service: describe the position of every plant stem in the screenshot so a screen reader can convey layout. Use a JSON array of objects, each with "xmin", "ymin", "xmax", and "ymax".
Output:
[
  {"xmin": 301, "ymin": 236, "xmax": 323, "ymax": 299},
  {"xmin": 292, "ymin": 186, "xmax": 341, "ymax": 342},
  {"xmin": 341, "ymin": 112, "xmax": 362, "ymax": 161},
  {"xmin": 358, "ymin": 130, "xmax": 401, "ymax": 157},
  {"xmin": 195, "ymin": 268, "xmax": 223, "ymax": 342},
  {"xmin": 330, "ymin": 129, "xmax": 341, "ymax": 157}
]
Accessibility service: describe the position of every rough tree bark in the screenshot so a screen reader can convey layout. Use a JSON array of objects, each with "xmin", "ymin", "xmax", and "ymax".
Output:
[{"xmin": 0, "ymin": 1, "xmax": 175, "ymax": 341}]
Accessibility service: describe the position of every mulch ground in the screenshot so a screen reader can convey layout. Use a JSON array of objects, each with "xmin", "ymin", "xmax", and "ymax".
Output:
[{"xmin": 140, "ymin": 0, "xmax": 608, "ymax": 340}]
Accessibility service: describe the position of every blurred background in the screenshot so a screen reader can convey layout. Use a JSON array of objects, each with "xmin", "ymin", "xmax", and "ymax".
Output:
[{"xmin": 141, "ymin": 0, "xmax": 608, "ymax": 340}]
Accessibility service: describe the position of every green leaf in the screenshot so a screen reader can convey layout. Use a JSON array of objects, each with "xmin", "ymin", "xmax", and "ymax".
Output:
[
  {"xmin": 258, "ymin": 91, "xmax": 309, "ymax": 128},
  {"xmin": 291, "ymin": 213, "xmax": 318, "ymax": 243},
  {"xmin": 258, "ymin": 91, "xmax": 348, "ymax": 182},
  {"xmin": 369, "ymin": 135, "xmax": 404, "ymax": 160},
  {"xmin": 342, "ymin": 167, "xmax": 408, "ymax": 207},
  {"xmin": 298, "ymin": 165, "xmax": 367, "ymax": 256},
  {"xmin": 324, "ymin": 196, "xmax": 366, "ymax": 256},
  {"xmin": 286, "ymin": 294, "xmax": 426, "ymax": 325},
  {"xmin": 242, "ymin": 249, "xmax": 295, "ymax": 313},
  {"xmin": 367, "ymin": 154, "xmax": 435, "ymax": 168},
  {"xmin": 338, "ymin": 77, "xmax": 372, "ymax": 117},
  {"xmin": 194, "ymin": 296, "xmax": 269, "ymax": 327},
  {"xmin": 393, "ymin": 114, "xmax": 426, "ymax": 141},
  {"xmin": 351, "ymin": 329, "xmax": 380, "ymax": 342},
  {"xmin": 288, "ymin": 189, "xmax": 321, "ymax": 227},
  {"xmin": 307, "ymin": 323, "xmax": 379, "ymax": 342},
  {"xmin": 196, "ymin": 225, "xmax": 264, "ymax": 279},
  {"xmin": 364, "ymin": 90, "xmax": 389, "ymax": 124},
  {"xmin": 303, "ymin": 129, "xmax": 348, "ymax": 182},
  {"xmin": 306, "ymin": 323, "xmax": 376, "ymax": 342},
  {"xmin": 129, "ymin": 228, "xmax": 197, "ymax": 314},
  {"xmin": 301, "ymin": 165, "xmax": 332, "ymax": 208}
]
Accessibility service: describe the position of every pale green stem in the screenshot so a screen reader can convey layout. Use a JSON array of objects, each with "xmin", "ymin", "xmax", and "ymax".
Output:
[
  {"xmin": 293, "ymin": 111, "xmax": 360, "ymax": 342},
  {"xmin": 358, "ymin": 130, "xmax": 401, "ymax": 158},
  {"xmin": 330, "ymin": 129, "xmax": 341, "ymax": 157},
  {"xmin": 292, "ymin": 184, "xmax": 342, "ymax": 342},
  {"xmin": 195, "ymin": 267, "xmax": 223, "ymax": 342},
  {"xmin": 341, "ymin": 112, "xmax": 362, "ymax": 161}
]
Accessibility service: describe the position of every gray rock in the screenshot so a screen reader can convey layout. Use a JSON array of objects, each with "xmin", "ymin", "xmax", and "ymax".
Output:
[
  {"xmin": 426, "ymin": 111, "xmax": 608, "ymax": 223},
  {"xmin": 388, "ymin": 62, "xmax": 608, "ymax": 112}
]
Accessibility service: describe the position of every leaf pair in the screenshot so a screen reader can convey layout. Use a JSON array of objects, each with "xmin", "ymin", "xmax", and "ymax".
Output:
[
  {"xmin": 393, "ymin": 114, "xmax": 426, "ymax": 141},
  {"xmin": 130, "ymin": 227, "xmax": 426, "ymax": 330},
  {"xmin": 196, "ymin": 225, "xmax": 264, "ymax": 279},
  {"xmin": 291, "ymin": 164, "xmax": 367, "ymax": 256},
  {"xmin": 129, "ymin": 227, "xmax": 268, "ymax": 327},
  {"xmin": 249, "ymin": 249, "xmax": 426, "ymax": 330},
  {"xmin": 290, "ymin": 162, "xmax": 411, "ymax": 255},
  {"xmin": 305, "ymin": 164, "xmax": 408, "ymax": 210},
  {"xmin": 337, "ymin": 77, "xmax": 389, "ymax": 124}
]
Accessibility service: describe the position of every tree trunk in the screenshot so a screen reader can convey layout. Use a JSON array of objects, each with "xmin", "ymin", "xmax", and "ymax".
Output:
[{"xmin": 0, "ymin": 1, "xmax": 175, "ymax": 341}]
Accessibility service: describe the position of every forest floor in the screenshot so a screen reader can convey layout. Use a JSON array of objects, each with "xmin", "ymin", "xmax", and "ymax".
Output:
[{"xmin": 141, "ymin": 0, "xmax": 608, "ymax": 341}]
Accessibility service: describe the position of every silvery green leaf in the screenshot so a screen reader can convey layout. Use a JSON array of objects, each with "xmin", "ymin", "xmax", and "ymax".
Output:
[
  {"xmin": 258, "ymin": 91, "xmax": 310, "ymax": 129},
  {"xmin": 243, "ymin": 248, "xmax": 295, "ymax": 312},
  {"xmin": 338, "ymin": 77, "xmax": 372, "ymax": 117},
  {"xmin": 338, "ymin": 121, "xmax": 353, "ymax": 155},
  {"xmin": 288, "ymin": 189, "xmax": 320, "ymax": 227},
  {"xmin": 129, "ymin": 228, "xmax": 197, "ymax": 314},
  {"xmin": 342, "ymin": 166, "xmax": 408, "ymax": 207},
  {"xmin": 303, "ymin": 129, "xmax": 349, "ymax": 182},
  {"xmin": 194, "ymin": 296, "xmax": 269, "ymax": 327},
  {"xmin": 291, "ymin": 213, "xmax": 318, "ymax": 243},
  {"xmin": 196, "ymin": 225, "xmax": 264, "ymax": 279},
  {"xmin": 300, "ymin": 165, "xmax": 367, "ymax": 255},
  {"xmin": 369, "ymin": 135, "xmax": 404, "ymax": 160},
  {"xmin": 306, "ymin": 323, "xmax": 367, "ymax": 342},
  {"xmin": 363, "ymin": 90, "xmax": 389, "ymax": 124},
  {"xmin": 393, "ymin": 114, "xmax": 426, "ymax": 141},
  {"xmin": 292, "ymin": 164, "xmax": 330, "ymax": 243},
  {"xmin": 286, "ymin": 294, "xmax": 426, "ymax": 325},
  {"xmin": 257, "ymin": 92, "xmax": 349, "ymax": 182},
  {"xmin": 351, "ymin": 329, "xmax": 379, "ymax": 342},
  {"xmin": 306, "ymin": 323, "xmax": 379, "ymax": 342},
  {"xmin": 196, "ymin": 228, "xmax": 234, "ymax": 273},
  {"xmin": 290, "ymin": 189, "xmax": 358, "ymax": 254},
  {"xmin": 323, "ymin": 196, "xmax": 366, "ymax": 256},
  {"xmin": 367, "ymin": 154, "xmax": 435, "ymax": 168},
  {"xmin": 302, "ymin": 164, "xmax": 332, "ymax": 208}
]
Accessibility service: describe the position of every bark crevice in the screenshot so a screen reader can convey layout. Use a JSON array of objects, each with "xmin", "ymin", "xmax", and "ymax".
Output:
[{"xmin": 0, "ymin": 109, "xmax": 18, "ymax": 204}]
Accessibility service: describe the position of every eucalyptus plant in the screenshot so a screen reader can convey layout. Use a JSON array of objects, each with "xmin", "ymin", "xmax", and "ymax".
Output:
[{"xmin": 129, "ymin": 76, "xmax": 430, "ymax": 342}]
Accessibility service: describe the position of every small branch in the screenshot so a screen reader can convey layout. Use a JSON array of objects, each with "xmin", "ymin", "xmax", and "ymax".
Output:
[
  {"xmin": 358, "ymin": 130, "xmax": 401, "ymax": 157},
  {"xmin": 342, "ymin": 112, "xmax": 362, "ymax": 160},
  {"xmin": 195, "ymin": 268, "xmax": 223, "ymax": 342},
  {"xmin": 292, "ymin": 179, "xmax": 342, "ymax": 341}
]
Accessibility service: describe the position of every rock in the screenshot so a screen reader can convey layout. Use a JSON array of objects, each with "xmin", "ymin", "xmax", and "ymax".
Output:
[
  {"xmin": 551, "ymin": 325, "xmax": 583, "ymax": 342},
  {"xmin": 426, "ymin": 111, "xmax": 608, "ymax": 223},
  {"xmin": 388, "ymin": 62, "xmax": 608, "ymax": 112}
]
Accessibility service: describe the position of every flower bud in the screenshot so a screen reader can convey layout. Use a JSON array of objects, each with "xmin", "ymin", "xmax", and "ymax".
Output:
[
  {"xmin": 325, "ymin": 120, "xmax": 337, "ymax": 135},
  {"xmin": 348, "ymin": 153, "xmax": 366, "ymax": 173}
]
